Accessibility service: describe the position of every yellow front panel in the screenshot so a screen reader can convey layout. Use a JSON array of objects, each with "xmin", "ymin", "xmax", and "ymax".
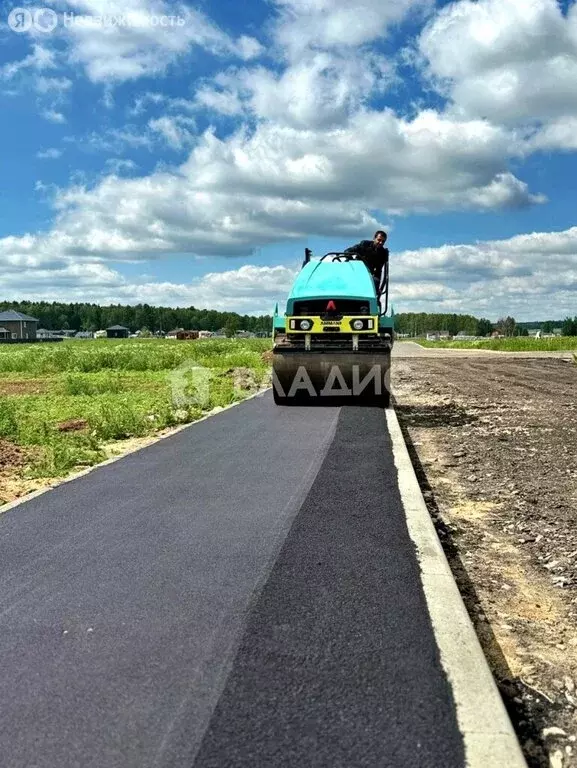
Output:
[{"xmin": 286, "ymin": 316, "xmax": 378, "ymax": 334}]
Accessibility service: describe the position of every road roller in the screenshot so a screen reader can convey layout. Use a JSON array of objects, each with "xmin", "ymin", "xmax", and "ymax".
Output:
[{"xmin": 272, "ymin": 248, "xmax": 394, "ymax": 406}]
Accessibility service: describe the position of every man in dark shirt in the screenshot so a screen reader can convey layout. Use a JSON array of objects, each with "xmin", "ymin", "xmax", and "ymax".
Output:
[{"xmin": 344, "ymin": 230, "xmax": 389, "ymax": 293}]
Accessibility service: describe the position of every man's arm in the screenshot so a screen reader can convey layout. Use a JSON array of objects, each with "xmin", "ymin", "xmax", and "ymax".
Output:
[{"xmin": 344, "ymin": 240, "xmax": 369, "ymax": 256}]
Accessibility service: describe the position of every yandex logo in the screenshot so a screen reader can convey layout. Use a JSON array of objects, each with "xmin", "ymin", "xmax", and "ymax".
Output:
[{"xmin": 326, "ymin": 300, "xmax": 337, "ymax": 312}]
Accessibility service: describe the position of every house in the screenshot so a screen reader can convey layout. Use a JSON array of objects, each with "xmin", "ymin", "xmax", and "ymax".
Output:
[
  {"xmin": 36, "ymin": 328, "xmax": 54, "ymax": 340},
  {"xmin": 166, "ymin": 328, "xmax": 184, "ymax": 339},
  {"xmin": 0, "ymin": 310, "xmax": 39, "ymax": 341},
  {"xmin": 106, "ymin": 324, "xmax": 130, "ymax": 338}
]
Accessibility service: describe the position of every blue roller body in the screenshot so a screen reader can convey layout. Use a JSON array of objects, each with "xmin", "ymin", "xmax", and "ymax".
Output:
[
  {"xmin": 286, "ymin": 260, "xmax": 378, "ymax": 314},
  {"xmin": 272, "ymin": 259, "xmax": 395, "ymax": 334}
]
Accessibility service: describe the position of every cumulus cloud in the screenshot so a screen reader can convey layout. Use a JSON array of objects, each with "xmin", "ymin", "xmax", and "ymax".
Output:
[
  {"xmin": 274, "ymin": 0, "xmax": 432, "ymax": 56},
  {"xmin": 390, "ymin": 226, "xmax": 577, "ymax": 318},
  {"xmin": 196, "ymin": 51, "xmax": 396, "ymax": 129},
  {"xmin": 527, "ymin": 116, "xmax": 577, "ymax": 152},
  {"xmin": 183, "ymin": 110, "xmax": 541, "ymax": 212},
  {"xmin": 418, "ymin": 0, "xmax": 577, "ymax": 137},
  {"xmin": 0, "ymin": 104, "xmax": 543, "ymax": 285},
  {"xmin": 7, "ymin": 173, "xmax": 384, "ymax": 261},
  {"xmin": 50, "ymin": 0, "xmax": 261, "ymax": 84},
  {"xmin": 0, "ymin": 251, "xmax": 295, "ymax": 314},
  {"xmin": 3, "ymin": 226, "xmax": 577, "ymax": 319},
  {"xmin": 2, "ymin": 0, "xmax": 262, "ymax": 90}
]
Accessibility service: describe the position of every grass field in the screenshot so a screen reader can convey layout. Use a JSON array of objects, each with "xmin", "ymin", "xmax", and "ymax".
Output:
[
  {"xmin": 415, "ymin": 336, "xmax": 577, "ymax": 351},
  {"xmin": 0, "ymin": 338, "xmax": 271, "ymax": 495}
]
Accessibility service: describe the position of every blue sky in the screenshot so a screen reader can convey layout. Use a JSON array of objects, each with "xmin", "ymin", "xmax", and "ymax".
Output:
[{"xmin": 1, "ymin": 0, "xmax": 577, "ymax": 320}]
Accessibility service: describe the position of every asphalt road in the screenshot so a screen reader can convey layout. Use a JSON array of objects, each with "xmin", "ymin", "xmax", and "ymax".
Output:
[{"xmin": 0, "ymin": 392, "xmax": 466, "ymax": 767}]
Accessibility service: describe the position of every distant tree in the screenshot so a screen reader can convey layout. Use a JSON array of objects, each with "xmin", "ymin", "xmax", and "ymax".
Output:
[
  {"xmin": 561, "ymin": 316, "xmax": 577, "ymax": 336},
  {"xmin": 496, "ymin": 316, "xmax": 516, "ymax": 337},
  {"xmin": 476, "ymin": 318, "xmax": 493, "ymax": 337},
  {"xmin": 224, "ymin": 317, "xmax": 239, "ymax": 338},
  {"xmin": 541, "ymin": 321, "xmax": 555, "ymax": 333}
]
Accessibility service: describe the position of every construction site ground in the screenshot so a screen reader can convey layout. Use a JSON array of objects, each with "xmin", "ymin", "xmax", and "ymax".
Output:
[{"xmin": 392, "ymin": 343, "xmax": 577, "ymax": 768}]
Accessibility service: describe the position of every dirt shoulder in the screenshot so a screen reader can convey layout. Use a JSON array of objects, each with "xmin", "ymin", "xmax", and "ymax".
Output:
[{"xmin": 392, "ymin": 350, "xmax": 577, "ymax": 768}]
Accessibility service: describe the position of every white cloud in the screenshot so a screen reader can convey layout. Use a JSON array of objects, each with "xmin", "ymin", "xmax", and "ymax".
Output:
[
  {"xmin": 527, "ymin": 116, "xmax": 577, "ymax": 152},
  {"xmin": 0, "ymin": 45, "xmax": 56, "ymax": 80},
  {"xmin": 274, "ymin": 0, "xmax": 432, "ymax": 56},
  {"xmin": 34, "ymin": 76, "xmax": 73, "ymax": 94},
  {"xmin": 1, "ymin": 0, "xmax": 262, "ymax": 90},
  {"xmin": 183, "ymin": 110, "xmax": 541, "ymax": 212},
  {"xmin": 418, "ymin": 0, "xmax": 577, "ymax": 136},
  {"xmin": 390, "ymin": 225, "xmax": 577, "ymax": 318},
  {"xmin": 198, "ymin": 51, "xmax": 396, "ymax": 129},
  {"xmin": 195, "ymin": 82, "xmax": 245, "ymax": 118},
  {"xmin": 37, "ymin": 148, "xmax": 63, "ymax": 159},
  {"xmin": 0, "ymin": 250, "xmax": 294, "ymax": 314},
  {"xmin": 236, "ymin": 35, "xmax": 264, "ymax": 61},
  {"xmin": 3, "ymin": 226, "xmax": 577, "ymax": 319},
  {"xmin": 34, "ymin": 170, "xmax": 385, "ymax": 259},
  {"xmin": 65, "ymin": 126, "xmax": 154, "ymax": 152},
  {"xmin": 66, "ymin": 115, "xmax": 196, "ymax": 154},
  {"xmin": 128, "ymin": 90, "xmax": 166, "ymax": 115},
  {"xmin": 59, "ymin": 0, "xmax": 263, "ymax": 83},
  {"xmin": 0, "ymin": 105, "xmax": 542, "ymax": 282},
  {"xmin": 104, "ymin": 158, "xmax": 138, "ymax": 174},
  {"xmin": 148, "ymin": 115, "xmax": 196, "ymax": 149},
  {"xmin": 41, "ymin": 109, "xmax": 67, "ymax": 123}
]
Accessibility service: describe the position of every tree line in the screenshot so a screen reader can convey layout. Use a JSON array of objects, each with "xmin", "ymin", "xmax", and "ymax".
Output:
[
  {"xmin": 0, "ymin": 301, "xmax": 273, "ymax": 335},
  {"xmin": 3, "ymin": 300, "xmax": 576, "ymax": 337},
  {"xmin": 393, "ymin": 313, "xmax": 577, "ymax": 337}
]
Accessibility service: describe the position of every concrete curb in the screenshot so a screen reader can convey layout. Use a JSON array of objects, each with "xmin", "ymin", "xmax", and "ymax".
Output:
[
  {"xmin": 0, "ymin": 387, "xmax": 270, "ymax": 517},
  {"xmin": 386, "ymin": 407, "xmax": 528, "ymax": 768}
]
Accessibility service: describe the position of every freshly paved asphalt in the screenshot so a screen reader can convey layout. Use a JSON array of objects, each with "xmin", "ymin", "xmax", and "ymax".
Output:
[{"xmin": 0, "ymin": 392, "xmax": 466, "ymax": 767}]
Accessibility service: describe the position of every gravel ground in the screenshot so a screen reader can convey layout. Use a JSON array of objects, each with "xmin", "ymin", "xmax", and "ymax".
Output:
[{"xmin": 392, "ymin": 349, "xmax": 577, "ymax": 768}]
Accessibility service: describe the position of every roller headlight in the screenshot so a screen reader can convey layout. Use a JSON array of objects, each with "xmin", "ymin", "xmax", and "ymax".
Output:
[
  {"xmin": 300, "ymin": 319, "xmax": 312, "ymax": 331},
  {"xmin": 352, "ymin": 319, "xmax": 364, "ymax": 330}
]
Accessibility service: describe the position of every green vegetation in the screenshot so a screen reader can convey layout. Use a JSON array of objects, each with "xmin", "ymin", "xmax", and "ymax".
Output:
[
  {"xmin": 416, "ymin": 336, "xmax": 577, "ymax": 351},
  {"xmin": 395, "ymin": 312, "xmax": 483, "ymax": 337},
  {"xmin": 0, "ymin": 299, "xmax": 272, "ymax": 335},
  {"xmin": 395, "ymin": 312, "xmax": 577, "ymax": 338},
  {"xmin": 0, "ymin": 338, "xmax": 271, "ymax": 489}
]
